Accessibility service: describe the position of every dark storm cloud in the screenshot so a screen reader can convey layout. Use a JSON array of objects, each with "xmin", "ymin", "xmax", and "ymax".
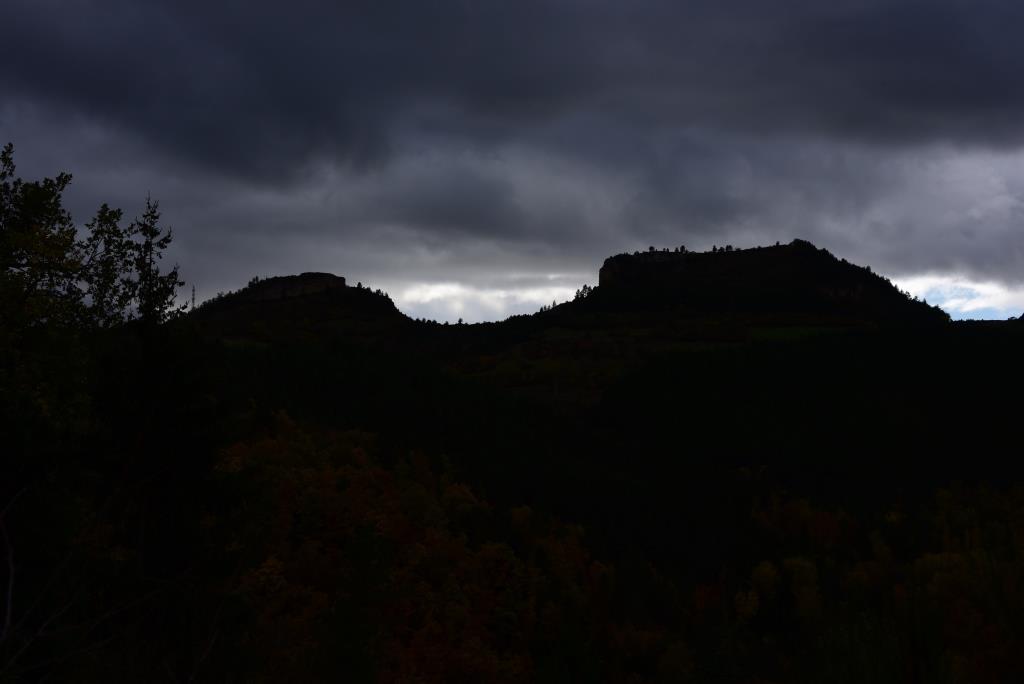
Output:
[
  {"xmin": 7, "ymin": 0, "xmax": 1024, "ymax": 175},
  {"xmin": 3, "ymin": 0, "xmax": 1024, "ymax": 319}
]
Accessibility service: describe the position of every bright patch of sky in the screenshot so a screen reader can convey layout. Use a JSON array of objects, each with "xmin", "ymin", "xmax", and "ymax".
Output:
[
  {"xmin": 893, "ymin": 274, "xmax": 1024, "ymax": 320},
  {"xmin": 392, "ymin": 273, "xmax": 1024, "ymax": 323},
  {"xmin": 392, "ymin": 282, "xmax": 577, "ymax": 323}
]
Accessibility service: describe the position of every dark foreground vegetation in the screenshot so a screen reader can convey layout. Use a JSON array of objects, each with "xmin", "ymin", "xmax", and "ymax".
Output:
[{"xmin": 3, "ymin": 144, "xmax": 1024, "ymax": 682}]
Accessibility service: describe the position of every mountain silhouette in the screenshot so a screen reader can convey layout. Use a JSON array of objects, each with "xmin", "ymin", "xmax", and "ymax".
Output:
[
  {"xmin": 193, "ymin": 240, "xmax": 949, "ymax": 339},
  {"xmin": 191, "ymin": 271, "xmax": 406, "ymax": 344},
  {"xmin": 590, "ymin": 239, "xmax": 948, "ymax": 325}
]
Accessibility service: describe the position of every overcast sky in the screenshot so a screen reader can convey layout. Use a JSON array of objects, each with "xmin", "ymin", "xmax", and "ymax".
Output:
[{"xmin": 3, "ymin": 0, "xmax": 1023, "ymax": 321}]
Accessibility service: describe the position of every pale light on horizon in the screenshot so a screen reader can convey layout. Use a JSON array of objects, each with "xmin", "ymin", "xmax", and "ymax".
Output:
[
  {"xmin": 393, "ymin": 281, "xmax": 578, "ymax": 323},
  {"xmin": 892, "ymin": 274, "xmax": 1024, "ymax": 320}
]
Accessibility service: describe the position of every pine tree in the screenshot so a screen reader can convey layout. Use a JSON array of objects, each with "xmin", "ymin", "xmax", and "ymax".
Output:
[{"xmin": 129, "ymin": 197, "xmax": 184, "ymax": 326}]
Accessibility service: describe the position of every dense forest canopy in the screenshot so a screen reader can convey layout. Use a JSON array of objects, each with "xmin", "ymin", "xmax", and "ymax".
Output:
[{"xmin": 2, "ymin": 146, "xmax": 1024, "ymax": 682}]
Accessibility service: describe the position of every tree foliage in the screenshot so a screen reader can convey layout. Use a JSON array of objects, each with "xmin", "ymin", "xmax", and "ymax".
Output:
[
  {"xmin": 1, "ymin": 142, "xmax": 186, "ymax": 466},
  {"xmin": 1, "ymin": 143, "xmax": 184, "ymax": 337},
  {"xmin": 80, "ymin": 203, "xmax": 133, "ymax": 327},
  {"xmin": 0, "ymin": 143, "xmax": 82, "ymax": 333}
]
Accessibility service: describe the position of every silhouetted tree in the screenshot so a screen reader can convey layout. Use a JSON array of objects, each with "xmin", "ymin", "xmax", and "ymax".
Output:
[
  {"xmin": 130, "ymin": 197, "xmax": 184, "ymax": 326},
  {"xmin": 0, "ymin": 142, "xmax": 83, "ymax": 332},
  {"xmin": 81, "ymin": 203, "xmax": 133, "ymax": 328}
]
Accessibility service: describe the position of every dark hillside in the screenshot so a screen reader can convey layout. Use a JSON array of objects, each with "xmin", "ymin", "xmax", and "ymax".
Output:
[
  {"xmin": 592, "ymin": 239, "xmax": 949, "ymax": 325},
  {"xmin": 7, "ymin": 221, "xmax": 1024, "ymax": 682},
  {"xmin": 192, "ymin": 272, "xmax": 407, "ymax": 342}
]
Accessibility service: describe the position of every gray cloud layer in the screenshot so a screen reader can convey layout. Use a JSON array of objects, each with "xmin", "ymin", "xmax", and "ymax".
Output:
[{"xmin": 3, "ymin": 0, "xmax": 1023, "ymax": 318}]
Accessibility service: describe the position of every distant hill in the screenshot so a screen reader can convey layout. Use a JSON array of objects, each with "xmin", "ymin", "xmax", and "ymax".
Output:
[
  {"xmin": 190, "ymin": 271, "xmax": 406, "ymax": 343},
  {"xmin": 590, "ymin": 239, "xmax": 949, "ymax": 325},
  {"xmin": 212, "ymin": 272, "xmax": 348, "ymax": 302},
  {"xmin": 191, "ymin": 240, "xmax": 950, "ymax": 339}
]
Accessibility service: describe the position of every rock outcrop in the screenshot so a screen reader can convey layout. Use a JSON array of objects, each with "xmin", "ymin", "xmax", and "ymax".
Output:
[{"xmin": 231, "ymin": 272, "xmax": 347, "ymax": 303}]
